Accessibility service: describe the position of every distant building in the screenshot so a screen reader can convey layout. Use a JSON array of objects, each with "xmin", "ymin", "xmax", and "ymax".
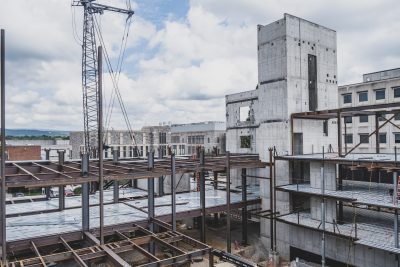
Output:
[
  {"xmin": 338, "ymin": 68, "xmax": 400, "ymax": 153},
  {"xmin": 6, "ymin": 145, "xmax": 41, "ymax": 161},
  {"xmin": 70, "ymin": 121, "xmax": 226, "ymax": 159},
  {"xmin": 6, "ymin": 139, "xmax": 72, "ymax": 160}
]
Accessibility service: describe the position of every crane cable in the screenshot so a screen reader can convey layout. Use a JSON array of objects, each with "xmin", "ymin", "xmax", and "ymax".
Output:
[{"xmin": 92, "ymin": 14, "xmax": 138, "ymax": 150}]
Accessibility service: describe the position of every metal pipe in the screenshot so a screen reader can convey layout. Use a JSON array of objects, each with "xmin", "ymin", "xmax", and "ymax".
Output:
[
  {"xmin": 82, "ymin": 154, "xmax": 90, "ymax": 231},
  {"xmin": 226, "ymin": 151, "xmax": 231, "ymax": 253},
  {"xmin": 58, "ymin": 150, "xmax": 66, "ymax": 211},
  {"xmin": 337, "ymin": 111, "xmax": 342, "ymax": 157},
  {"xmin": 241, "ymin": 168, "xmax": 247, "ymax": 245},
  {"xmin": 147, "ymin": 151, "xmax": 155, "ymax": 254},
  {"xmin": 321, "ymin": 146, "xmax": 326, "ymax": 267},
  {"xmin": 97, "ymin": 45, "xmax": 104, "ymax": 245},
  {"xmin": 113, "ymin": 148, "xmax": 119, "ymax": 203},
  {"xmin": 200, "ymin": 149, "xmax": 206, "ymax": 243},
  {"xmin": 0, "ymin": 28, "xmax": 6, "ymax": 264},
  {"xmin": 269, "ymin": 148, "xmax": 273, "ymax": 250},
  {"xmin": 171, "ymin": 153, "xmax": 176, "ymax": 231}
]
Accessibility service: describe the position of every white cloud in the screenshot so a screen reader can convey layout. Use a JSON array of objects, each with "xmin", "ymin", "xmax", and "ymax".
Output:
[{"xmin": 1, "ymin": 0, "xmax": 399, "ymax": 131}]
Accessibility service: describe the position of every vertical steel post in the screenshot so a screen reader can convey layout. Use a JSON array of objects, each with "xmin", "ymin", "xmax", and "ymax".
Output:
[
  {"xmin": 226, "ymin": 151, "xmax": 231, "ymax": 253},
  {"xmin": 321, "ymin": 147, "xmax": 326, "ymax": 267},
  {"xmin": 171, "ymin": 153, "xmax": 176, "ymax": 231},
  {"xmin": 158, "ymin": 151, "xmax": 164, "ymax": 197},
  {"xmin": 44, "ymin": 148, "xmax": 51, "ymax": 200},
  {"xmin": 375, "ymin": 114, "xmax": 380, "ymax": 154},
  {"xmin": 269, "ymin": 148, "xmax": 274, "ymax": 250},
  {"xmin": 200, "ymin": 149, "xmax": 206, "ymax": 243},
  {"xmin": 344, "ymin": 117, "xmax": 347, "ymax": 154},
  {"xmin": 82, "ymin": 154, "xmax": 90, "ymax": 231},
  {"xmin": 337, "ymin": 111, "xmax": 342, "ymax": 157},
  {"xmin": 241, "ymin": 168, "xmax": 247, "ymax": 245},
  {"xmin": 0, "ymin": 28, "xmax": 6, "ymax": 264},
  {"xmin": 113, "ymin": 148, "xmax": 119, "ymax": 203},
  {"xmin": 213, "ymin": 171, "xmax": 219, "ymax": 225},
  {"xmin": 57, "ymin": 150, "xmax": 66, "ymax": 210},
  {"xmin": 395, "ymin": 147, "xmax": 399, "ymax": 248},
  {"xmin": 148, "ymin": 151, "xmax": 155, "ymax": 253},
  {"xmin": 98, "ymin": 46, "xmax": 104, "ymax": 245},
  {"xmin": 45, "ymin": 148, "xmax": 50, "ymax": 160}
]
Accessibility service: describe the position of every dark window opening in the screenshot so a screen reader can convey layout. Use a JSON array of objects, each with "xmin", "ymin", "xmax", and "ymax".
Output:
[
  {"xmin": 378, "ymin": 115, "xmax": 386, "ymax": 122},
  {"xmin": 379, "ymin": 133, "xmax": 387, "ymax": 144},
  {"xmin": 359, "ymin": 115, "xmax": 368, "ymax": 123},
  {"xmin": 343, "ymin": 93, "xmax": 352, "ymax": 104},
  {"xmin": 358, "ymin": 91, "xmax": 368, "ymax": 102},
  {"xmin": 345, "ymin": 134, "xmax": 353, "ymax": 144},
  {"xmin": 395, "ymin": 113, "xmax": 400, "ymax": 120},
  {"xmin": 359, "ymin": 134, "xmax": 369, "ymax": 144},
  {"xmin": 344, "ymin": 116, "xmax": 352, "ymax": 124},
  {"xmin": 323, "ymin": 120, "xmax": 328, "ymax": 136},
  {"xmin": 375, "ymin": 89, "xmax": 385, "ymax": 100},
  {"xmin": 240, "ymin": 136, "xmax": 251, "ymax": 148},
  {"xmin": 308, "ymin": 54, "xmax": 317, "ymax": 111},
  {"xmin": 394, "ymin": 87, "xmax": 400, "ymax": 98},
  {"xmin": 395, "ymin": 133, "xmax": 400, "ymax": 144}
]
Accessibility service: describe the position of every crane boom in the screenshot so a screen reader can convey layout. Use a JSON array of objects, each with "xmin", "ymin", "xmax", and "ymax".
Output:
[{"xmin": 72, "ymin": 0, "xmax": 134, "ymax": 157}]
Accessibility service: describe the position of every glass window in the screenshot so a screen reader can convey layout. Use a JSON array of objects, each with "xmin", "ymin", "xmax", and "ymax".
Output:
[
  {"xmin": 395, "ymin": 113, "xmax": 400, "ymax": 120},
  {"xmin": 359, "ymin": 134, "xmax": 369, "ymax": 144},
  {"xmin": 379, "ymin": 133, "xmax": 387, "ymax": 144},
  {"xmin": 345, "ymin": 134, "xmax": 353, "ymax": 144},
  {"xmin": 394, "ymin": 87, "xmax": 400, "ymax": 98},
  {"xmin": 358, "ymin": 91, "xmax": 368, "ymax": 102},
  {"xmin": 359, "ymin": 115, "xmax": 368, "ymax": 123},
  {"xmin": 375, "ymin": 89, "xmax": 385, "ymax": 100},
  {"xmin": 344, "ymin": 116, "xmax": 352, "ymax": 124},
  {"xmin": 240, "ymin": 136, "xmax": 251, "ymax": 148},
  {"xmin": 343, "ymin": 93, "xmax": 352, "ymax": 104},
  {"xmin": 395, "ymin": 133, "xmax": 400, "ymax": 144},
  {"xmin": 378, "ymin": 115, "xmax": 386, "ymax": 122}
]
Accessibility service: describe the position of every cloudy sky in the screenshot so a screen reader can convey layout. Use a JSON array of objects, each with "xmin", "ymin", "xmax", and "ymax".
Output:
[{"xmin": 1, "ymin": 0, "xmax": 399, "ymax": 131}]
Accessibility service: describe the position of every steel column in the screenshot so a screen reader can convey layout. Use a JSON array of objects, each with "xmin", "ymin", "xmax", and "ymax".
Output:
[
  {"xmin": 241, "ymin": 168, "xmax": 247, "ymax": 245},
  {"xmin": 0, "ymin": 28, "xmax": 6, "ymax": 264},
  {"xmin": 375, "ymin": 114, "xmax": 380, "ymax": 154},
  {"xmin": 269, "ymin": 148, "xmax": 273, "ymax": 250},
  {"xmin": 147, "ymin": 151, "xmax": 155, "ymax": 254},
  {"xmin": 200, "ymin": 149, "xmax": 206, "ymax": 243},
  {"xmin": 226, "ymin": 151, "xmax": 231, "ymax": 253},
  {"xmin": 98, "ymin": 46, "xmax": 104, "ymax": 245},
  {"xmin": 213, "ymin": 171, "xmax": 219, "ymax": 225},
  {"xmin": 82, "ymin": 154, "xmax": 90, "ymax": 231},
  {"xmin": 321, "ymin": 147, "xmax": 326, "ymax": 267},
  {"xmin": 337, "ymin": 111, "xmax": 342, "ymax": 157},
  {"xmin": 171, "ymin": 154, "xmax": 176, "ymax": 231},
  {"xmin": 158, "ymin": 151, "xmax": 164, "ymax": 197},
  {"xmin": 44, "ymin": 148, "xmax": 50, "ymax": 160},
  {"xmin": 57, "ymin": 150, "xmax": 66, "ymax": 210},
  {"xmin": 113, "ymin": 148, "xmax": 119, "ymax": 203}
]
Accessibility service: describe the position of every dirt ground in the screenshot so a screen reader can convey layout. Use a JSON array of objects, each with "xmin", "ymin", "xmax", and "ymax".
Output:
[{"xmin": 178, "ymin": 216, "xmax": 269, "ymax": 266}]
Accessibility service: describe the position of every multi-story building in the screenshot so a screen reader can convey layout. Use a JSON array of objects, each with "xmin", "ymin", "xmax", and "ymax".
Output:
[
  {"xmin": 338, "ymin": 68, "xmax": 400, "ymax": 153},
  {"xmin": 70, "ymin": 121, "xmax": 226, "ymax": 159},
  {"xmin": 5, "ymin": 139, "xmax": 71, "ymax": 160},
  {"xmin": 226, "ymin": 14, "xmax": 399, "ymax": 267},
  {"xmin": 170, "ymin": 121, "xmax": 226, "ymax": 156}
]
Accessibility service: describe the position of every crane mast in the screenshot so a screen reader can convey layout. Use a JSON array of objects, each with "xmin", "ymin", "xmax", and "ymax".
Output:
[{"xmin": 73, "ymin": 0, "xmax": 134, "ymax": 157}]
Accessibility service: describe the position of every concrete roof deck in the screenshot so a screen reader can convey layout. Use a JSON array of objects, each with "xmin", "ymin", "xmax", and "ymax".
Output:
[
  {"xmin": 276, "ymin": 152, "xmax": 400, "ymax": 167},
  {"xmin": 276, "ymin": 183, "xmax": 398, "ymax": 210},
  {"xmin": 6, "ymin": 186, "xmax": 260, "ymax": 242},
  {"xmin": 277, "ymin": 211, "xmax": 400, "ymax": 254}
]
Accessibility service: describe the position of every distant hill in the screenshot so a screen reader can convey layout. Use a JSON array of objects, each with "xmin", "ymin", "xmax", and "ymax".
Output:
[{"xmin": 5, "ymin": 129, "xmax": 69, "ymax": 137}]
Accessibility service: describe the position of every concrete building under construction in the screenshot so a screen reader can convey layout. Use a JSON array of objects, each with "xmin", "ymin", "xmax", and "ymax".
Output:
[{"xmin": 1, "ymin": 10, "xmax": 400, "ymax": 267}]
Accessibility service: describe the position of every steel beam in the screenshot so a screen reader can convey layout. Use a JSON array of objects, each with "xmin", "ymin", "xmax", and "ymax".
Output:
[
  {"xmin": 113, "ymin": 147, "xmax": 119, "ymax": 203},
  {"xmin": 82, "ymin": 154, "xmax": 90, "ymax": 231},
  {"xmin": 226, "ymin": 151, "xmax": 231, "ymax": 253},
  {"xmin": 241, "ymin": 168, "xmax": 247, "ymax": 245},
  {"xmin": 200, "ymin": 148, "xmax": 206, "ymax": 243},
  {"xmin": 171, "ymin": 154, "xmax": 176, "ymax": 231},
  {"xmin": 0, "ymin": 28, "xmax": 6, "ymax": 264},
  {"xmin": 147, "ymin": 151, "xmax": 155, "ymax": 254},
  {"xmin": 98, "ymin": 46, "xmax": 104, "ymax": 245},
  {"xmin": 58, "ymin": 150, "xmax": 66, "ymax": 210}
]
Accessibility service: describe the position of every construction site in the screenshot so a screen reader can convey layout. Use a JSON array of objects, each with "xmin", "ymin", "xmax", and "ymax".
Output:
[{"xmin": 0, "ymin": 2, "xmax": 400, "ymax": 267}]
